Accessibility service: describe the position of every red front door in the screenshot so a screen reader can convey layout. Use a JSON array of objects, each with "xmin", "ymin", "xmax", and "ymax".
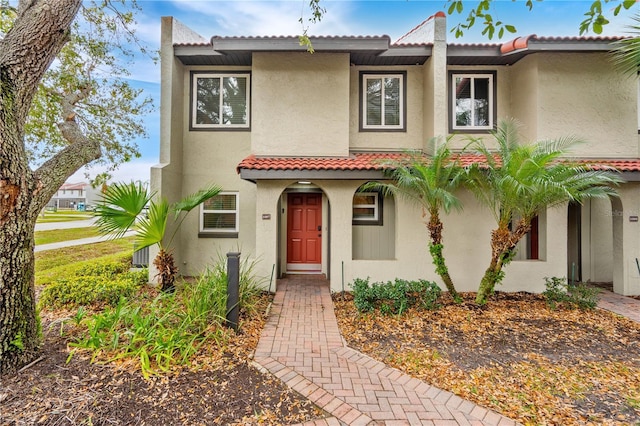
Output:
[{"xmin": 287, "ymin": 193, "xmax": 322, "ymax": 271}]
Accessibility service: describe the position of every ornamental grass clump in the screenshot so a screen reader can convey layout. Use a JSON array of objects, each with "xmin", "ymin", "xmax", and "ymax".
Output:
[{"xmin": 70, "ymin": 255, "xmax": 264, "ymax": 377}]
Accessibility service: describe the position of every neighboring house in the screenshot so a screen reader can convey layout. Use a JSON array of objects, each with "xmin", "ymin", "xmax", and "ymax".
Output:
[
  {"xmin": 152, "ymin": 13, "xmax": 640, "ymax": 296},
  {"xmin": 47, "ymin": 182, "xmax": 100, "ymax": 210}
]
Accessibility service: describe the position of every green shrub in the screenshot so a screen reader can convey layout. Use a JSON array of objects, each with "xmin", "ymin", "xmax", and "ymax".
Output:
[
  {"xmin": 352, "ymin": 277, "xmax": 441, "ymax": 315},
  {"xmin": 39, "ymin": 256, "xmax": 147, "ymax": 308},
  {"xmin": 39, "ymin": 273, "xmax": 146, "ymax": 307},
  {"xmin": 570, "ymin": 282, "xmax": 601, "ymax": 310},
  {"xmin": 37, "ymin": 252, "xmax": 132, "ymax": 286},
  {"xmin": 75, "ymin": 258, "xmax": 131, "ymax": 277},
  {"xmin": 543, "ymin": 276, "xmax": 600, "ymax": 310},
  {"xmin": 542, "ymin": 276, "xmax": 569, "ymax": 309}
]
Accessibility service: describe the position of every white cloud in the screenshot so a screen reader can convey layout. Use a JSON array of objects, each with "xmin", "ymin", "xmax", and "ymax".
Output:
[
  {"xmin": 68, "ymin": 160, "xmax": 156, "ymax": 185},
  {"xmin": 169, "ymin": 0, "xmax": 358, "ymax": 37}
]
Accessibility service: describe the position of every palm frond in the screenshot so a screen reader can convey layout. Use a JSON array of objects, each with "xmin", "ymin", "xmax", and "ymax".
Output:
[
  {"xmin": 373, "ymin": 144, "xmax": 464, "ymax": 214},
  {"xmin": 610, "ymin": 13, "xmax": 640, "ymax": 76},
  {"xmin": 468, "ymin": 118, "xmax": 622, "ymax": 224},
  {"xmin": 134, "ymin": 198, "xmax": 169, "ymax": 250},
  {"xmin": 94, "ymin": 182, "xmax": 151, "ymax": 238},
  {"xmin": 172, "ymin": 183, "xmax": 222, "ymax": 215}
]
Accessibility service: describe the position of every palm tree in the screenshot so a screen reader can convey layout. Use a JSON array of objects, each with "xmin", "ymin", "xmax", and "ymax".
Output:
[
  {"xmin": 610, "ymin": 12, "xmax": 640, "ymax": 76},
  {"xmin": 95, "ymin": 182, "xmax": 222, "ymax": 292},
  {"xmin": 367, "ymin": 140, "xmax": 465, "ymax": 302},
  {"xmin": 466, "ymin": 119, "xmax": 622, "ymax": 305}
]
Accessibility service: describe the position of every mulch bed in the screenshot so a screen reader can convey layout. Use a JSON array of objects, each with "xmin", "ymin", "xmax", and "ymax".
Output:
[
  {"xmin": 0, "ymin": 294, "xmax": 324, "ymax": 426},
  {"xmin": 333, "ymin": 291, "xmax": 640, "ymax": 426}
]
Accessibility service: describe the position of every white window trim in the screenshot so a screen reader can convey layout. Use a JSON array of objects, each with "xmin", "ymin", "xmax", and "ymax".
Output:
[
  {"xmin": 200, "ymin": 192, "xmax": 239, "ymax": 233},
  {"xmin": 362, "ymin": 74, "xmax": 405, "ymax": 130},
  {"xmin": 192, "ymin": 73, "xmax": 250, "ymax": 129},
  {"xmin": 353, "ymin": 192, "xmax": 380, "ymax": 222},
  {"xmin": 451, "ymin": 73, "xmax": 494, "ymax": 131}
]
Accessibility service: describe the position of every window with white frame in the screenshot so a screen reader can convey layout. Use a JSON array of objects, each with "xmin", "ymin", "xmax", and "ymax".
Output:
[
  {"xmin": 192, "ymin": 73, "xmax": 250, "ymax": 129},
  {"xmin": 361, "ymin": 73, "xmax": 405, "ymax": 130},
  {"xmin": 200, "ymin": 192, "xmax": 239, "ymax": 236},
  {"xmin": 450, "ymin": 72, "xmax": 495, "ymax": 131},
  {"xmin": 352, "ymin": 192, "xmax": 383, "ymax": 225}
]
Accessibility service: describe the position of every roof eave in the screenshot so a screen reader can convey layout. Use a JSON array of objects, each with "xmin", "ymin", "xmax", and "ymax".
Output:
[
  {"xmin": 381, "ymin": 45, "xmax": 432, "ymax": 57},
  {"xmin": 527, "ymin": 39, "xmax": 616, "ymax": 52},
  {"xmin": 239, "ymin": 168, "xmax": 387, "ymax": 182},
  {"xmin": 210, "ymin": 36, "xmax": 391, "ymax": 52}
]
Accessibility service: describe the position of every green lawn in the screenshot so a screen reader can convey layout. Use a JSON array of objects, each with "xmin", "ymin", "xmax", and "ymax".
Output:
[
  {"xmin": 35, "ymin": 227, "xmax": 101, "ymax": 245},
  {"xmin": 35, "ymin": 237, "xmax": 136, "ymax": 286},
  {"xmin": 37, "ymin": 210, "xmax": 94, "ymax": 223}
]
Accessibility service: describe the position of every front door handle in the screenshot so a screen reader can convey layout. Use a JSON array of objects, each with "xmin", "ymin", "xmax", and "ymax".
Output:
[{"xmin": 317, "ymin": 225, "xmax": 322, "ymax": 231}]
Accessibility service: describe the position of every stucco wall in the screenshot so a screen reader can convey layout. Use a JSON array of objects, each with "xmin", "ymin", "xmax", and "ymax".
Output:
[
  {"xmin": 175, "ymin": 130, "xmax": 256, "ymax": 276},
  {"xmin": 509, "ymin": 55, "xmax": 539, "ymax": 143},
  {"xmin": 536, "ymin": 52, "xmax": 637, "ymax": 157},
  {"xmin": 248, "ymin": 181, "xmax": 569, "ymax": 294},
  {"xmin": 252, "ymin": 52, "xmax": 350, "ymax": 157},
  {"xmin": 160, "ymin": 63, "xmax": 257, "ymax": 276},
  {"xmin": 151, "ymin": 18, "xmax": 189, "ymax": 283},
  {"xmin": 613, "ymin": 183, "xmax": 640, "ymax": 295},
  {"xmin": 582, "ymin": 198, "xmax": 615, "ymax": 283}
]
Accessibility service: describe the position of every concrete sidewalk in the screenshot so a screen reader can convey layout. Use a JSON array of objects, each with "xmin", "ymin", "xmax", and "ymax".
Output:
[
  {"xmin": 254, "ymin": 276, "xmax": 520, "ymax": 426},
  {"xmin": 35, "ymin": 230, "xmax": 136, "ymax": 252},
  {"xmin": 35, "ymin": 217, "xmax": 97, "ymax": 231}
]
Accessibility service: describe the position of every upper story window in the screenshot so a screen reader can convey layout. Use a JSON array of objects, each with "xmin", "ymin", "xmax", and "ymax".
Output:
[
  {"xmin": 191, "ymin": 73, "xmax": 250, "ymax": 130},
  {"xmin": 360, "ymin": 72, "xmax": 406, "ymax": 131},
  {"xmin": 450, "ymin": 71, "xmax": 495, "ymax": 132}
]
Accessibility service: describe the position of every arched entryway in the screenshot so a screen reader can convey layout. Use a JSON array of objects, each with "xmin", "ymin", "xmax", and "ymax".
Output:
[{"xmin": 277, "ymin": 182, "xmax": 330, "ymax": 277}]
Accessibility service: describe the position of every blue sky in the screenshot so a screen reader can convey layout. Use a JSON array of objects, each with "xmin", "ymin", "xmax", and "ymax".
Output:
[{"xmin": 70, "ymin": 0, "xmax": 640, "ymax": 183}]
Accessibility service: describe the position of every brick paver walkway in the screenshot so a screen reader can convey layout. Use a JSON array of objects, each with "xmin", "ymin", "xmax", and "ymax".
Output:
[
  {"xmin": 598, "ymin": 289, "xmax": 640, "ymax": 323},
  {"xmin": 253, "ymin": 276, "xmax": 520, "ymax": 426}
]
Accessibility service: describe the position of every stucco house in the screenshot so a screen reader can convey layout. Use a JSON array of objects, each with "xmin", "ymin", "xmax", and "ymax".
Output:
[
  {"xmin": 46, "ymin": 182, "xmax": 100, "ymax": 211},
  {"xmin": 152, "ymin": 13, "xmax": 640, "ymax": 296}
]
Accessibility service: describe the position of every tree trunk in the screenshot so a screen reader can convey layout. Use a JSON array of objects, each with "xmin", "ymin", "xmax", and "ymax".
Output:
[
  {"xmin": 476, "ymin": 256, "xmax": 501, "ymax": 305},
  {"xmin": 153, "ymin": 249, "xmax": 178, "ymax": 293},
  {"xmin": 475, "ymin": 220, "xmax": 531, "ymax": 305},
  {"xmin": 427, "ymin": 209, "xmax": 461, "ymax": 302},
  {"xmin": 0, "ymin": 184, "xmax": 40, "ymax": 372},
  {"xmin": 0, "ymin": 0, "xmax": 91, "ymax": 373}
]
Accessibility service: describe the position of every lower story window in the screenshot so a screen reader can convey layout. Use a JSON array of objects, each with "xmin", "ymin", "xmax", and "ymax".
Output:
[
  {"xmin": 353, "ymin": 192, "xmax": 383, "ymax": 225},
  {"xmin": 200, "ymin": 192, "xmax": 239, "ymax": 237}
]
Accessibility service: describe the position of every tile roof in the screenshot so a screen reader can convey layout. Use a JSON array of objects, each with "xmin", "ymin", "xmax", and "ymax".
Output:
[
  {"xmin": 576, "ymin": 159, "xmax": 640, "ymax": 171},
  {"xmin": 499, "ymin": 34, "xmax": 626, "ymax": 54},
  {"xmin": 237, "ymin": 153, "xmax": 640, "ymax": 173},
  {"xmin": 237, "ymin": 153, "xmax": 407, "ymax": 173},
  {"xmin": 59, "ymin": 182, "xmax": 88, "ymax": 190}
]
